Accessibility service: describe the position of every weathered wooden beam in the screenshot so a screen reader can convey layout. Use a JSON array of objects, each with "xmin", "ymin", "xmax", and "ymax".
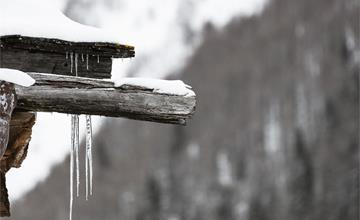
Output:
[
  {"xmin": 0, "ymin": 35, "xmax": 135, "ymax": 58},
  {"xmin": 15, "ymin": 73, "xmax": 196, "ymax": 125},
  {"xmin": 0, "ymin": 35, "xmax": 135, "ymax": 79},
  {"xmin": 0, "ymin": 47, "xmax": 113, "ymax": 79}
]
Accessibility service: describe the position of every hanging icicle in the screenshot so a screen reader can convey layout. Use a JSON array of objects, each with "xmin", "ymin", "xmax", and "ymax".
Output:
[
  {"xmin": 69, "ymin": 52, "xmax": 80, "ymax": 220},
  {"xmin": 70, "ymin": 115, "xmax": 75, "ymax": 220},
  {"xmin": 70, "ymin": 52, "xmax": 74, "ymax": 74},
  {"xmin": 85, "ymin": 115, "xmax": 93, "ymax": 200},
  {"xmin": 75, "ymin": 115, "xmax": 80, "ymax": 197},
  {"xmin": 86, "ymin": 54, "xmax": 89, "ymax": 70},
  {"xmin": 74, "ymin": 53, "xmax": 80, "ymax": 197},
  {"xmin": 69, "ymin": 52, "xmax": 95, "ymax": 219}
]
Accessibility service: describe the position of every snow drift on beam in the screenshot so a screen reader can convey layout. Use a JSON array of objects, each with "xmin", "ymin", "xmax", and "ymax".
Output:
[
  {"xmin": 0, "ymin": 69, "xmax": 35, "ymax": 87},
  {"xmin": 114, "ymin": 78, "xmax": 196, "ymax": 97}
]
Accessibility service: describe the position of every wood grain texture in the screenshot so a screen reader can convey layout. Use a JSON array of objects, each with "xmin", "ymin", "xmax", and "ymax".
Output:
[
  {"xmin": 0, "ymin": 48, "xmax": 113, "ymax": 79},
  {"xmin": 1, "ymin": 112, "xmax": 36, "ymax": 172},
  {"xmin": 0, "ymin": 35, "xmax": 135, "ymax": 79},
  {"xmin": 0, "ymin": 35, "xmax": 135, "ymax": 58},
  {"xmin": 15, "ymin": 73, "xmax": 196, "ymax": 125}
]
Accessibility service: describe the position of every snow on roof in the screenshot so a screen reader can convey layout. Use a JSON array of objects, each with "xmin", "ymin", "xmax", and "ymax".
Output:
[
  {"xmin": 0, "ymin": 68, "xmax": 35, "ymax": 87},
  {"xmin": 0, "ymin": 0, "xmax": 121, "ymax": 43},
  {"xmin": 114, "ymin": 78, "xmax": 196, "ymax": 97}
]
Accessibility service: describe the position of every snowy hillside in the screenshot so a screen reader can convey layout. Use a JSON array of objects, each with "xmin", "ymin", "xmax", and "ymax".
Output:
[{"xmin": 6, "ymin": 0, "xmax": 267, "ymax": 201}]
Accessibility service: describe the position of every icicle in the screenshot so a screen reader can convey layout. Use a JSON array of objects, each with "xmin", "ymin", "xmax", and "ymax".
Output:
[
  {"xmin": 66, "ymin": 52, "xmax": 69, "ymax": 60},
  {"xmin": 75, "ymin": 53, "xmax": 79, "ymax": 77},
  {"xmin": 75, "ymin": 115, "xmax": 80, "ymax": 197},
  {"xmin": 86, "ymin": 54, "xmax": 89, "ymax": 70},
  {"xmin": 74, "ymin": 53, "xmax": 80, "ymax": 197},
  {"xmin": 70, "ymin": 52, "xmax": 74, "ymax": 74},
  {"xmin": 85, "ymin": 115, "xmax": 93, "ymax": 200},
  {"xmin": 81, "ymin": 53, "xmax": 84, "ymax": 62},
  {"xmin": 70, "ymin": 115, "xmax": 75, "ymax": 220},
  {"xmin": 97, "ymin": 55, "xmax": 100, "ymax": 63},
  {"xmin": 85, "ymin": 134, "xmax": 89, "ymax": 200}
]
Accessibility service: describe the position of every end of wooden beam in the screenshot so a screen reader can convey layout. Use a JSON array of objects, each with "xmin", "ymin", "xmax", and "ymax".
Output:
[{"xmin": 15, "ymin": 73, "xmax": 196, "ymax": 125}]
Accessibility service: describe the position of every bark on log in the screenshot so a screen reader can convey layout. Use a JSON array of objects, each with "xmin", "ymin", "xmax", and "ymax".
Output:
[
  {"xmin": 0, "ymin": 35, "xmax": 135, "ymax": 79},
  {"xmin": 0, "ymin": 82, "xmax": 16, "ymax": 159},
  {"xmin": 1, "ymin": 112, "xmax": 36, "ymax": 172},
  {"xmin": 15, "ymin": 73, "xmax": 196, "ymax": 125},
  {"xmin": 0, "ymin": 172, "xmax": 9, "ymax": 217},
  {"xmin": 0, "ymin": 112, "xmax": 36, "ymax": 217},
  {"xmin": 0, "ymin": 82, "xmax": 17, "ymax": 217}
]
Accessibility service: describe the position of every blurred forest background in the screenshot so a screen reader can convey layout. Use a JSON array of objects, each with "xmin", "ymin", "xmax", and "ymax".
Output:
[{"xmin": 8, "ymin": 0, "xmax": 360, "ymax": 219}]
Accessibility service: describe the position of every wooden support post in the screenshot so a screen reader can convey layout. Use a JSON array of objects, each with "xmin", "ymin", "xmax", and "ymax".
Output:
[{"xmin": 0, "ymin": 81, "xmax": 16, "ymax": 217}]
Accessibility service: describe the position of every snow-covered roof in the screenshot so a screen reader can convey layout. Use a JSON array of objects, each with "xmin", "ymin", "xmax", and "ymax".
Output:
[
  {"xmin": 0, "ymin": 0, "xmax": 120, "ymax": 43},
  {"xmin": 0, "ymin": 69, "xmax": 35, "ymax": 87},
  {"xmin": 114, "ymin": 78, "xmax": 196, "ymax": 97}
]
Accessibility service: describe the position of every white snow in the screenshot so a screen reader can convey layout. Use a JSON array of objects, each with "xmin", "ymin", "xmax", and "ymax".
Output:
[
  {"xmin": 0, "ymin": 68, "xmax": 35, "ymax": 87},
  {"xmin": 114, "ymin": 78, "xmax": 195, "ymax": 97},
  {"xmin": 6, "ymin": 0, "xmax": 268, "ymax": 202},
  {"xmin": 0, "ymin": 0, "xmax": 123, "ymax": 43}
]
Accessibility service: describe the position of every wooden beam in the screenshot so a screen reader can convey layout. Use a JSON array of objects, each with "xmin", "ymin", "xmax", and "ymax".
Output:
[
  {"xmin": 15, "ymin": 73, "xmax": 196, "ymax": 125},
  {"xmin": 0, "ymin": 35, "xmax": 135, "ymax": 79},
  {"xmin": 0, "ymin": 35, "xmax": 135, "ymax": 58},
  {"xmin": 0, "ymin": 47, "xmax": 113, "ymax": 79}
]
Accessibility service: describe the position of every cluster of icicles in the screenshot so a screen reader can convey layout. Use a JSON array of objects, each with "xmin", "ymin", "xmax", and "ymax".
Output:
[{"xmin": 66, "ymin": 52, "xmax": 96, "ymax": 220}]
